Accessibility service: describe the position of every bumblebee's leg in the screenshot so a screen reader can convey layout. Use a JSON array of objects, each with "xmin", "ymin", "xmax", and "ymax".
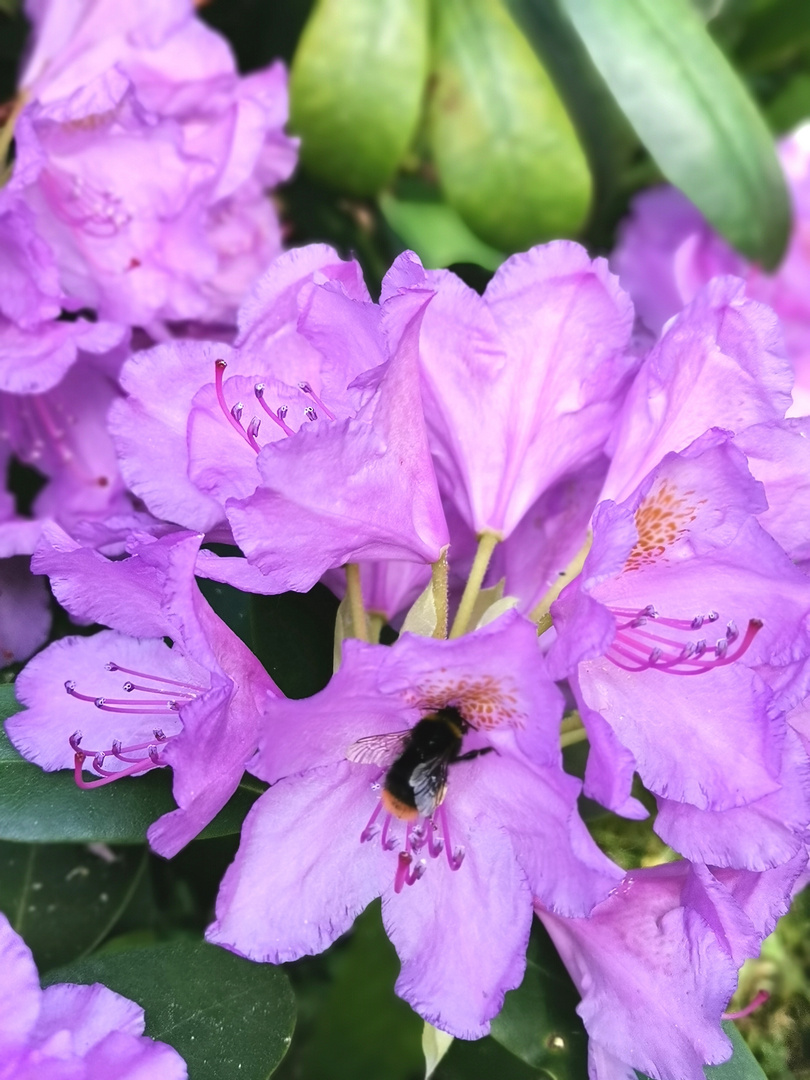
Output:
[{"xmin": 454, "ymin": 747, "xmax": 495, "ymax": 763}]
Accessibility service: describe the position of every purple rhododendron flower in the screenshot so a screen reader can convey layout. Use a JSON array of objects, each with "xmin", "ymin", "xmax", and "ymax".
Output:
[
  {"xmin": 549, "ymin": 432, "xmax": 810, "ymax": 852},
  {"xmin": 537, "ymin": 855, "xmax": 805, "ymax": 1080},
  {"xmin": 612, "ymin": 124, "xmax": 810, "ymax": 415},
  {"xmin": 732, "ymin": 417, "xmax": 810, "ymax": 566},
  {"xmin": 0, "ymin": 911, "xmax": 186, "ymax": 1078},
  {"xmin": 207, "ymin": 610, "xmax": 621, "ymax": 1038},
  {"xmin": 111, "ymin": 245, "xmax": 449, "ymax": 590},
  {"xmin": 11, "ymin": 0, "xmax": 297, "ymax": 328},
  {"xmin": 0, "ymin": 470, "xmax": 50, "ymax": 665},
  {"xmin": 382, "ymin": 243, "xmax": 636, "ymax": 539},
  {"xmin": 0, "ymin": 181, "xmax": 127, "ymax": 395},
  {"xmin": 7, "ymin": 526, "xmax": 279, "ymax": 857},
  {"xmin": 601, "ymin": 276, "xmax": 792, "ymax": 505}
]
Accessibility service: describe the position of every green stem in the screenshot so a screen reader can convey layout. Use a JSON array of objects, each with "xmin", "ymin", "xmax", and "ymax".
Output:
[
  {"xmin": 431, "ymin": 550, "xmax": 449, "ymax": 639},
  {"xmin": 449, "ymin": 531, "xmax": 500, "ymax": 639},
  {"xmin": 367, "ymin": 611, "xmax": 385, "ymax": 645},
  {"xmin": 345, "ymin": 563, "xmax": 368, "ymax": 642},
  {"xmin": 0, "ymin": 93, "xmax": 27, "ymax": 187},
  {"xmin": 530, "ymin": 530, "xmax": 593, "ymax": 631},
  {"xmin": 560, "ymin": 726, "xmax": 588, "ymax": 749}
]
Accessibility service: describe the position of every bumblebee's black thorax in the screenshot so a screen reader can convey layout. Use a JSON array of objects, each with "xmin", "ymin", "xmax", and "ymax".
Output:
[{"xmin": 384, "ymin": 707, "xmax": 466, "ymax": 809}]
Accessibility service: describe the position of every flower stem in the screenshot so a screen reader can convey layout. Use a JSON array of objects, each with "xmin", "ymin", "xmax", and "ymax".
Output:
[
  {"xmin": 449, "ymin": 531, "xmax": 500, "ymax": 639},
  {"xmin": 560, "ymin": 726, "xmax": 588, "ymax": 749},
  {"xmin": 345, "ymin": 563, "xmax": 368, "ymax": 642},
  {"xmin": 0, "ymin": 93, "xmax": 27, "ymax": 186},
  {"xmin": 530, "ymin": 530, "xmax": 593, "ymax": 632},
  {"xmin": 431, "ymin": 550, "xmax": 449, "ymax": 639},
  {"xmin": 368, "ymin": 611, "xmax": 385, "ymax": 645}
]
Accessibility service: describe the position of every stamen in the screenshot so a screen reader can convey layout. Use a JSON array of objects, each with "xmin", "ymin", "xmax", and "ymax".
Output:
[
  {"xmin": 607, "ymin": 604, "xmax": 763, "ymax": 675},
  {"xmin": 426, "ymin": 819, "xmax": 444, "ymax": 858},
  {"xmin": 254, "ymin": 385, "xmax": 296, "ymax": 436},
  {"xmin": 298, "ymin": 382, "xmax": 336, "ymax": 421},
  {"xmin": 71, "ymin": 730, "xmax": 172, "ymax": 788},
  {"xmin": 360, "ymin": 800, "xmax": 383, "ymax": 843},
  {"xmin": 104, "ymin": 663, "xmax": 206, "ymax": 692},
  {"xmin": 723, "ymin": 990, "xmax": 770, "ymax": 1021},
  {"xmin": 214, "ymin": 359, "xmax": 251, "ymax": 445},
  {"xmin": 65, "ymin": 682, "xmax": 180, "ymax": 714},
  {"xmin": 380, "ymin": 812, "xmax": 397, "ymax": 851},
  {"xmin": 436, "ymin": 804, "xmax": 464, "ymax": 871},
  {"xmin": 246, "ymin": 416, "xmax": 261, "ymax": 453}
]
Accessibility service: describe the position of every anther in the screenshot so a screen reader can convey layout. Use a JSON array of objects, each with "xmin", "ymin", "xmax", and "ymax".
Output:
[
  {"xmin": 231, "ymin": 402, "xmax": 244, "ymax": 424},
  {"xmin": 69, "ymin": 731, "xmax": 83, "ymax": 751},
  {"xmin": 246, "ymin": 417, "xmax": 261, "ymax": 453},
  {"xmin": 304, "ymin": 406, "xmax": 318, "ymax": 422},
  {"xmin": 254, "ymin": 385, "xmax": 295, "ymax": 436},
  {"xmin": 65, "ymin": 680, "xmax": 76, "ymax": 694},
  {"xmin": 297, "ymin": 382, "xmax": 337, "ymax": 421}
]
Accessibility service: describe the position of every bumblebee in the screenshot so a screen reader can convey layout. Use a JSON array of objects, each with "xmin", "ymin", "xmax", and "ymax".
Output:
[{"xmin": 347, "ymin": 706, "xmax": 491, "ymax": 820}]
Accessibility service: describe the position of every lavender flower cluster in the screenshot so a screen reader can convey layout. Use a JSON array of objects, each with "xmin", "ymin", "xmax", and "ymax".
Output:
[{"xmin": 3, "ymin": 3, "xmax": 810, "ymax": 1078}]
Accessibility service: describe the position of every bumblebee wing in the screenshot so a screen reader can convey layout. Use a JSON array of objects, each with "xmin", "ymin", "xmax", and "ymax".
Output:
[
  {"xmin": 346, "ymin": 730, "xmax": 410, "ymax": 768},
  {"xmin": 410, "ymin": 756, "xmax": 450, "ymax": 817}
]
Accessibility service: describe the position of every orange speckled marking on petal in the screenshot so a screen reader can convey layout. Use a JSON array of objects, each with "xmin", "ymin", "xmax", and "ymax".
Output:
[
  {"xmin": 625, "ymin": 481, "xmax": 706, "ymax": 572},
  {"xmin": 405, "ymin": 674, "xmax": 525, "ymax": 731}
]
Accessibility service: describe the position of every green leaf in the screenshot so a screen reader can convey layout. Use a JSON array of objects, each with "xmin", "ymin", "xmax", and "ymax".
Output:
[
  {"xmin": 766, "ymin": 72, "xmax": 810, "ymax": 135},
  {"xmin": 249, "ymin": 585, "xmax": 339, "ymax": 699},
  {"xmin": 428, "ymin": 0, "xmax": 592, "ymax": 252},
  {"xmin": 434, "ymin": 1036, "xmax": 546, "ymax": 1079},
  {"xmin": 281, "ymin": 903, "xmax": 423, "ymax": 1080},
  {"xmin": 704, "ymin": 1022, "xmax": 769, "ymax": 1080},
  {"xmin": 290, "ymin": 0, "xmax": 429, "ymax": 195},
  {"xmin": 490, "ymin": 921, "xmax": 588, "ymax": 1078},
  {"xmin": 634, "ymin": 1021, "xmax": 769, "ymax": 1080},
  {"xmin": 555, "ymin": 0, "xmax": 790, "ymax": 267},
  {"xmin": 0, "ymin": 722, "xmax": 259, "ymax": 845},
  {"xmin": 504, "ymin": 0, "xmax": 639, "ymax": 246},
  {"xmin": 44, "ymin": 939, "xmax": 296, "ymax": 1080},
  {"xmin": 735, "ymin": 0, "xmax": 810, "ymax": 73},
  {"xmin": 380, "ymin": 191, "xmax": 505, "ymax": 271},
  {"xmin": 0, "ymin": 841, "xmax": 146, "ymax": 972}
]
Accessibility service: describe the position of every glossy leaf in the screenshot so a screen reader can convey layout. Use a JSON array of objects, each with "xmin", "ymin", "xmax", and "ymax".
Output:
[
  {"xmin": 249, "ymin": 584, "xmax": 339, "ymax": 699},
  {"xmin": 504, "ymin": 0, "xmax": 639, "ymax": 246},
  {"xmin": 555, "ymin": 0, "xmax": 790, "ymax": 267},
  {"xmin": 279, "ymin": 903, "xmax": 423, "ymax": 1080},
  {"xmin": 0, "ymin": 840, "xmax": 146, "ymax": 972},
  {"xmin": 290, "ymin": 0, "xmax": 429, "ymax": 195},
  {"xmin": 428, "ymin": 0, "xmax": 591, "ymax": 251},
  {"xmin": 434, "ymin": 1036, "xmax": 545, "ymax": 1079},
  {"xmin": 490, "ymin": 921, "xmax": 587, "ymax": 1079},
  {"xmin": 44, "ymin": 939, "xmax": 296, "ymax": 1080},
  {"xmin": 704, "ymin": 1022, "xmax": 770, "ymax": 1080}
]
